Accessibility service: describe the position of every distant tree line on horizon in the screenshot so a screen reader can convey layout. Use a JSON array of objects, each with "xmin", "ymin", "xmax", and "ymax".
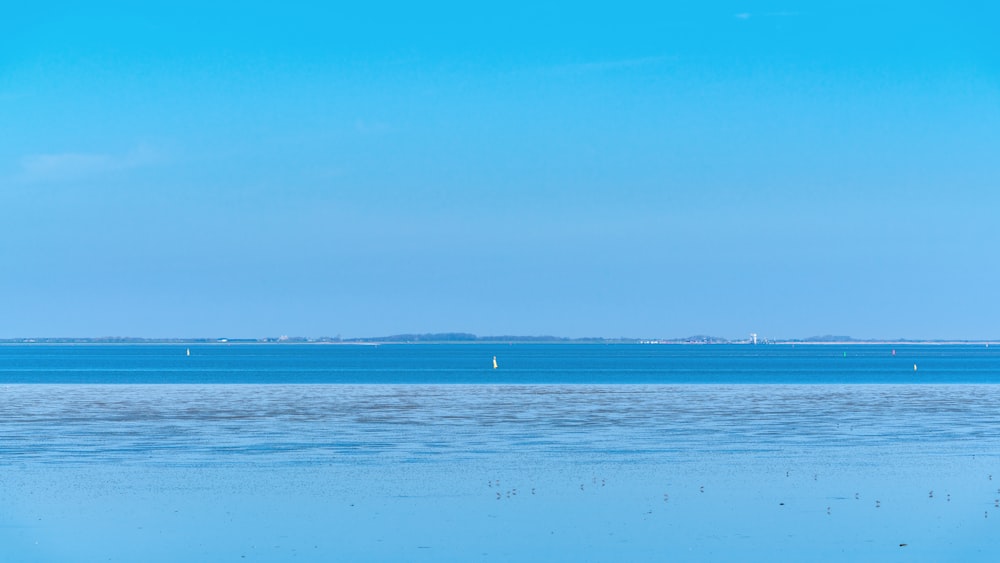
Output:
[{"xmin": 2, "ymin": 334, "xmax": 991, "ymax": 344}]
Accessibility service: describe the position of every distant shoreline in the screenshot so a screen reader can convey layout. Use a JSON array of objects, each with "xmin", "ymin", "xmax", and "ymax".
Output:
[{"xmin": 0, "ymin": 337, "xmax": 995, "ymax": 346}]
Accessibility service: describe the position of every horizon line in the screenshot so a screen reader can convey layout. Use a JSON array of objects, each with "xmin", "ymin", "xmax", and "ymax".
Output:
[{"xmin": 1, "ymin": 334, "xmax": 998, "ymax": 344}]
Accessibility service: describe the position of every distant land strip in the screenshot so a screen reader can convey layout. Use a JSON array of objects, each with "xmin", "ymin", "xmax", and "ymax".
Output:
[{"xmin": 0, "ymin": 334, "xmax": 996, "ymax": 345}]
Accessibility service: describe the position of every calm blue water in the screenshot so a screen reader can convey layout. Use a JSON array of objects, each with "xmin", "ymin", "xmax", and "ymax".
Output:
[
  {"xmin": 1, "ymin": 343, "xmax": 999, "ymax": 383},
  {"xmin": 2, "ymin": 344, "xmax": 999, "ymax": 561}
]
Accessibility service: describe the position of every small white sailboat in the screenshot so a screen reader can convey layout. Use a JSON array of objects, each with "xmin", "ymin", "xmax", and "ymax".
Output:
[
  {"xmin": 186, "ymin": 348, "xmax": 191, "ymax": 357},
  {"xmin": 492, "ymin": 356, "xmax": 498, "ymax": 369}
]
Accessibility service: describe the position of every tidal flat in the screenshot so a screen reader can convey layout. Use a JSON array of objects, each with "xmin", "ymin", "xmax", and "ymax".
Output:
[{"xmin": 2, "ymin": 383, "xmax": 999, "ymax": 561}]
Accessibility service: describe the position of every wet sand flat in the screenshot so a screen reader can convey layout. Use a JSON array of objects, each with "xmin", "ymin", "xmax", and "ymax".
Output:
[{"xmin": 2, "ymin": 384, "xmax": 999, "ymax": 561}]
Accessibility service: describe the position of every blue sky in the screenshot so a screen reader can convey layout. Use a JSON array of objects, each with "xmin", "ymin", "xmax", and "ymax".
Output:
[{"xmin": 2, "ymin": 2, "xmax": 998, "ymax": 339}]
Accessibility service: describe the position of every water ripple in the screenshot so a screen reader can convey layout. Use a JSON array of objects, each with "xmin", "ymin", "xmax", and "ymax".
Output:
[{"xmin": 1, "ymin": 384, "xmax": 998, "ymax": 467}]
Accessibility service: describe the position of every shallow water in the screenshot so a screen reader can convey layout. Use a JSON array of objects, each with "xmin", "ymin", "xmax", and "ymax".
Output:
[
  {"xmin": 1, "ymin": 345, "xmax": 999, "ymax": 561},
  {"xmin": 2, "ymin": 383, "xmax": 999, "ymax": 561}
]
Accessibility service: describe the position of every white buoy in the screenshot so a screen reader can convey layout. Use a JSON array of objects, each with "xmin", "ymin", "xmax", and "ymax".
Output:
[
  {"xmin": 913, "ymin": 364, "xmax": 917, "ymax": 372},
  {"xmin": 186, "ymin": 348, "xmax": 191, "ymax": 357},
  {"xmin": 493, "ymin": 356, "xmax": 498, "ymax": 369}
]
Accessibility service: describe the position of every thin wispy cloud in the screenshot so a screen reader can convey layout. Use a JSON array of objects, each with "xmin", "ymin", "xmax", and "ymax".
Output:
[
  {"xmin": 354, "ymin": 119, "xmax": 391, "ymax": 135},
  {"xmin": 17, "ymin": 144, "xmax": 162, "ymax": 183},
  {"xmin": 734, "ymin": 11, "xmax": 801, "ymax": 20},
  {"xmin": 547, "ymin": 55, "xmax": 677, "ymax": 75}
]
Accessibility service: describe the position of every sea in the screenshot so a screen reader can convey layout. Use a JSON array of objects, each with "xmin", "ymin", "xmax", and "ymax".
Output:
[{"xmin": 1, "ymin": 343, "xmax": 999, "ymax": 561}]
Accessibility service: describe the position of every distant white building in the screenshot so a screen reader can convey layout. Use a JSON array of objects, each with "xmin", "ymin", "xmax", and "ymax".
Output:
[{"xmin": 750, "ymin": 333, "xmax": 758, "ymax": 345}]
